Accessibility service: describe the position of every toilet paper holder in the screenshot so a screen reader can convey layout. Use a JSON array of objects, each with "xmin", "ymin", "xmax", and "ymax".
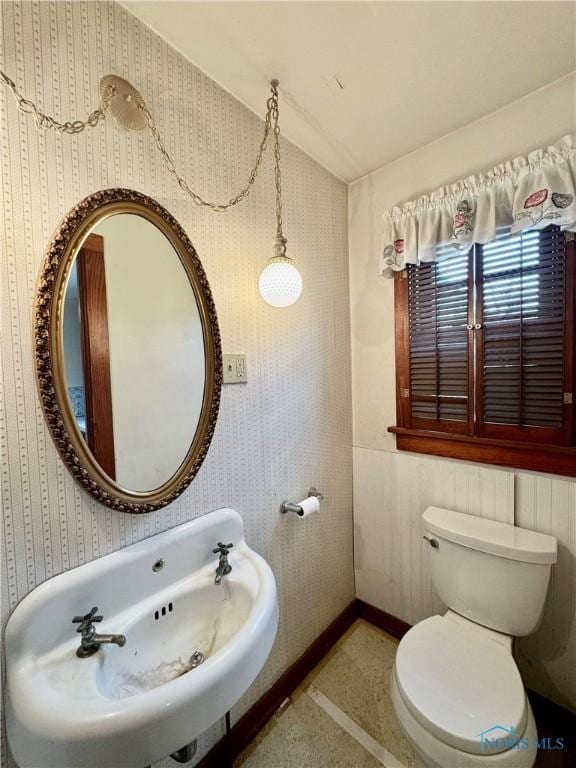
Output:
[{"xmin": 281, "ymin": 487, "xmax": 324, "ymax": 516}]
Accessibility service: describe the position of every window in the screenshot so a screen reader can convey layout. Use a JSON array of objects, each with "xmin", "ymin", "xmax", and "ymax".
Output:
[{"xmin": 391, "ymin": 225, "xmax": 576, "ymax": 476}]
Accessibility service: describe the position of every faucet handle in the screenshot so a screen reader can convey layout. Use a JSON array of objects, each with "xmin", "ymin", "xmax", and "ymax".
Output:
[
  {"xmin": 212, "ymin": 542, "xmax": 233, "ymax": 556},
  {"xmin": 72, "ymin": 606, "xmax": 103, "ymax": 633}
]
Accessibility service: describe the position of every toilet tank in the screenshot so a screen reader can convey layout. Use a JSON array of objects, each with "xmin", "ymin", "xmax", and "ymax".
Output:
[{"xmin": 423, "ymin": 507, "xmax": 557, "ymax": 637}]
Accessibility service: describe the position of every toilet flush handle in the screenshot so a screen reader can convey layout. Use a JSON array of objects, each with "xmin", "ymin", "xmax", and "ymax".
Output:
[{"xmin": 423, "ymin": 535, "xmax": 439, "ymax": 549}]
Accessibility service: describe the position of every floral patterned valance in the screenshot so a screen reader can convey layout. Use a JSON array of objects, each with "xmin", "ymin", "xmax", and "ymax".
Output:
[{"xmin": 380, "ymin": 133, "xmax": 576, "ymax": 276}]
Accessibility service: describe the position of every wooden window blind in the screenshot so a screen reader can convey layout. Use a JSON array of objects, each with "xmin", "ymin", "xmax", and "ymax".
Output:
[
  {"xmin": 477, "ymin": 227, "xmax": 567, "ymax": 442},
  {"xmin": 408, "ymin": 243, "xmax": 469, "ymax": 432},
  {"xmin": 392, "ymin": 224, "xmax": 575, "ymax": 476}
]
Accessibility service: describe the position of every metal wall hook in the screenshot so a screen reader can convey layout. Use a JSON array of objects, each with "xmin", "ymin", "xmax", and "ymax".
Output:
[{"xmin": 308, "ymin": 487, "xmax": 324, "ymax": 501}]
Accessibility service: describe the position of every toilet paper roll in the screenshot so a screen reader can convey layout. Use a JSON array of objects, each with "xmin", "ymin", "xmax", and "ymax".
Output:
[{"xmin": 296, "ymin": 496, "xmax": 320, "ymax": 518}]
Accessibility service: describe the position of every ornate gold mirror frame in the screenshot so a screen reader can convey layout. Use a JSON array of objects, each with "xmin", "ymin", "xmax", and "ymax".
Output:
[{"xmin": 34, "ymin": 188, "xmax": 222, "ymax": 514}]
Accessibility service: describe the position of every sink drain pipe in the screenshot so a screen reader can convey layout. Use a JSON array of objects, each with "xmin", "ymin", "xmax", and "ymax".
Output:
[
  {"xmin": 164, "ymin": 710, "xmax": 230, "ymax": 766},
  {"xmin": 169, "ymin": 739, "xmax": 197, "ymax": 764},
  {"xmin": 143, "ymin": 709, "xmax": 230, "ymax": 767}
]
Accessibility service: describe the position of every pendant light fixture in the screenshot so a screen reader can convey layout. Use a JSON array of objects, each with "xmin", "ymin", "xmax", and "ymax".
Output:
[{"xmin": 258, "ymin": 80, "xmax": 302, "ymax": 308}]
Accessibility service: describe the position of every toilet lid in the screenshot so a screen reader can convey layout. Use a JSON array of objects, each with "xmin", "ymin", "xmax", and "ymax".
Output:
[{"xmin": 394, "ymin": 616, "xmax": 527, "ymax": 755}]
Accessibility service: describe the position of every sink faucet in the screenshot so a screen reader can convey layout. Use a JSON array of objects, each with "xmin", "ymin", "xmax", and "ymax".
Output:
[
  {"xmin": 213, "ymin": 542, "xmax": 233, "ymax": 585},
  {"xmin": 72, "ymin": 607, "xmax": 126, "ymax": 658}
]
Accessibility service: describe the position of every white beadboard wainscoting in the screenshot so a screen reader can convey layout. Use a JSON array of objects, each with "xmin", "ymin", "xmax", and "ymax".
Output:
[
  {"xmin": 515, "ymin": 473, "xmax": 576, "ymax": 713},
  {"xmin": 353, "ymin": 447, "xmax": 576, "ymax": 713},
  {"xmin": 353, "ymin": 448, "xmax": 515, "ymax": 626}
]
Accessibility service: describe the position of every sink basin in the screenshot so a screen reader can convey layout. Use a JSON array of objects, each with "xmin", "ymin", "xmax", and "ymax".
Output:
[{"xmin": 5, "ymin": 508, "xmax": 278, "ymax": 768}]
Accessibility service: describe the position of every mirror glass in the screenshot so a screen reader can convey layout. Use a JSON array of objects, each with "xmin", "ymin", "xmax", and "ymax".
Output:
[{"xmin": 61, "ymin": 213, "xmax": 205, "ymax": 492}]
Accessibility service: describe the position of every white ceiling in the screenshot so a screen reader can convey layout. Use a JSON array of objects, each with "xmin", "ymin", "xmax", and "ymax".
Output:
[{"xmin": 123, "ymin": 1, "xmax": 575, "ymax": 183}]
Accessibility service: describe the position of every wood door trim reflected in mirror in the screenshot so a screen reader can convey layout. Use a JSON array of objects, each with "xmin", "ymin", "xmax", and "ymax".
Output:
[
  {"xmin": 77, "ymin": 233, "xmax": 116, "ymax": 480},
  {"xmin": 34, "ymin": 189, "xmax": 222, "ymax": 514}
]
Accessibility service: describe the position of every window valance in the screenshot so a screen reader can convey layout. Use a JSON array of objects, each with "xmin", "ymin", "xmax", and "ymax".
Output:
[{"xmin": 379, "ymin": 133, "xmax": 576, "ymax": 276}]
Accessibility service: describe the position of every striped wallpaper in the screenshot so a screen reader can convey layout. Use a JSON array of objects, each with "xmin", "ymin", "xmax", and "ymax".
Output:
[{"xmin": 0, "ymin": 2, "xmax": 354, "ymax": 765}]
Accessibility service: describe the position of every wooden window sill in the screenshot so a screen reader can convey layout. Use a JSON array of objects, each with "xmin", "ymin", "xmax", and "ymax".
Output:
[{"xmin": 388, "ymin": 426, "xmax": 576, "ymax": 477}]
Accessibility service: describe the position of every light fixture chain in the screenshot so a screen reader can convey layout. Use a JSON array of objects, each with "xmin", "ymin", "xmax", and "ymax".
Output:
[
  {"xmin": 1, "ymin": 69, "xmax": 283, "ymax": 218},
  {"xmin": 139, "ymin": 86, "xmax": 278, "ymax": 213},
  {"xmin": 271, "ymin": 81, "xmax": 286, "ymax": 254},
  {"xmin": 0, "ymin": 70, "xmax": 113, "ymax": 134}
]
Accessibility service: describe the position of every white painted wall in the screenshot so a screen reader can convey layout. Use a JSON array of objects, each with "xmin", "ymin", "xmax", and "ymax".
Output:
[
  {"xmin": 349, "ymin": 73, "xmax": 576, "ymax": 712},
  {"xmin": 93, "ymin": 214, "xmax": 205, "ymax": 491}
]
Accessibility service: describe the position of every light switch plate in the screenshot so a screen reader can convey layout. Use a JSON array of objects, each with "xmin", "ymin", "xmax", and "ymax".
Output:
[{"xmin": 223, "ymin": 354, "xmax": 248, "ymax": 384}]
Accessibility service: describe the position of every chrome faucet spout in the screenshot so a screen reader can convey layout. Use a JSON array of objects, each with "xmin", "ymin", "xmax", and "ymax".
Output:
[
  {"xmin": 72, "ymin": 607, "xmax": 126, "ymax": 658},
  {"xmin": 213, "ymin": 542, "xmax": 233, "ymax": 585},
  {"xmin": 92, "ymin": 632, "xmax": 126, "ymax": 648}
]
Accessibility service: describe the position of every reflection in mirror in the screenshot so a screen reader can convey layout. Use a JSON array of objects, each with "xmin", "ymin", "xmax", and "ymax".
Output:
[
  {"xmin": 62, "ymin": 213, "xmax": 205, "ymax": 492},
  {"xmin": 63, "ymin": 262, "xmax": 88, "ymax": 439}
]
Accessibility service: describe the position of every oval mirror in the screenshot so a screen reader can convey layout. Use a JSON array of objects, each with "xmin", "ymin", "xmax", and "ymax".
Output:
[{"xmin": 35, "ymin": 189, "xmax": 222, "ymax": 513}]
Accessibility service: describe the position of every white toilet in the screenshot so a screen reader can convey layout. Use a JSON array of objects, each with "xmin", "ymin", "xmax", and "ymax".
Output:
[{"xmin": 391, "ymin": 506, "xmax": 557, "ymax": 768}]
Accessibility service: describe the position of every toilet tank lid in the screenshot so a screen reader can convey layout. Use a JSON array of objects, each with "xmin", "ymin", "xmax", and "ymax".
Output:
[{"xmin": 423, "ymin": 507, "xmax": 557, "ymax": 565}]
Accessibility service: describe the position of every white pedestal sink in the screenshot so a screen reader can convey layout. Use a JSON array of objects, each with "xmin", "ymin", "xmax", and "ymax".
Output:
[{"xmin": 5, "ymin": 508, "xmax": 278, "ymax": 768}]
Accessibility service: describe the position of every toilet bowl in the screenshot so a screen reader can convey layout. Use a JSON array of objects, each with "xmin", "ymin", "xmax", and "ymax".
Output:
[
  {"xmin": 391, "ymin": 668, "xmax": 537, "ymax": 768},
  {"xmin": 392, "ymin": 612, "xmax": 537, "ymax": 767},
  {"xmin": 391, "ymin": 507, "xmax": 557, "ymax": 768}
]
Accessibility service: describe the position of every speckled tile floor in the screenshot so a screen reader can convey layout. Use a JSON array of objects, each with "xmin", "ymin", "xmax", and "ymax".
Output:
[{"xmin": 235, "ymin": 620, "xmax": 418, "ymax": 768}]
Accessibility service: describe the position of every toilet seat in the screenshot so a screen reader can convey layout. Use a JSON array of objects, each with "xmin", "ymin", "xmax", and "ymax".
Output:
[
  {"xmin": 391, "ymin": 669, "xmax": 537, "ymax": 768},
  {"xmin": 394, "ymin": 614, "xmax": 527, "ymax": 756}
]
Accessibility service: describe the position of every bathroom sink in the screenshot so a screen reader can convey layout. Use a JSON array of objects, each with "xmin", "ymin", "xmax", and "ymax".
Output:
[{"xmin": 5, "ymin": 508, "xmax": 278, "ymax": 768}]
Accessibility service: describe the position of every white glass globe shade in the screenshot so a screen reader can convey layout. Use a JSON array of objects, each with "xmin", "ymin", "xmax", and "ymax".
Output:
[{"xmin": 258, "ymin": 259, "xmax": 302, "ymax": 307}]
